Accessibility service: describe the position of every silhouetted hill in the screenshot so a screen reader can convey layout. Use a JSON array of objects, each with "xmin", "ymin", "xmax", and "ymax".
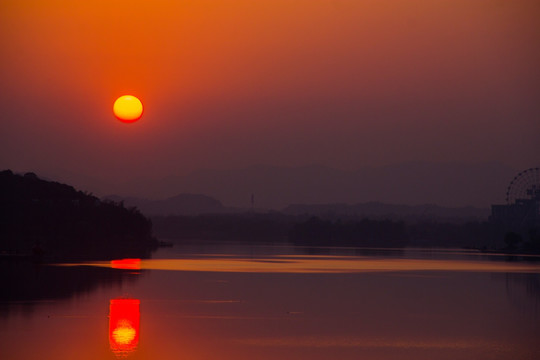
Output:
[
  {"xmin": 111, "ymin": 162, "xmax": 516, "ymax": 209},
  {"xmin": 0, "ymin": 170, "xmax": 157, "ymax": 260},
  {"xmin": 283, "ymin": 202, "xmax": 490, "ymax": 223},
  {"xmin": 103, "ymin": 193, "xmax": 226, "ymax": 216}
]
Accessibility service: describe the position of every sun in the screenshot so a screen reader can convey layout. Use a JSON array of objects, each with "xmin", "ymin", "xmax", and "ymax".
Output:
[{"xmin": 113, "ymin": 95, "xmax": 143, "ymax": 123}]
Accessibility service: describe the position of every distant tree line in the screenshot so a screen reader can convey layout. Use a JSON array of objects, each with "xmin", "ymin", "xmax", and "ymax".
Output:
[
  {"xmin": 289, "ymin": 217, "xmax": 409, "ymax": 247},
  {"xmin": 502, "ymin": 228, "xmax": 540, "ymax": 254},
  {"xmin": 151, "ymin": 212, "xmax": 540, "ymax": 253},
  {"xmin": 0, "ymin": 170, "xmax": 157, "ymax": 260}
]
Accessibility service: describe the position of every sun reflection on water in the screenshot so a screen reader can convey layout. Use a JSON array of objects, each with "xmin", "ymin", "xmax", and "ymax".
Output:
[
  {"xmin": 109, "ymin": 298, "xmax": 140, "ymax": 358},
  {"xmin": 113, "ymin": 319, "xmax": 137, "ymax": 344},
  {"xmin": 111, "ymin": 258, "xmax": 141, "ymax": 270}
]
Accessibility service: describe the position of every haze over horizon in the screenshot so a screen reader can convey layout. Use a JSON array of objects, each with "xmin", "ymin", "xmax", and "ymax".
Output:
[
  {"xmin": 1, "ymin": 1, "xmax": 539, "ymax": 208},
  {"xmin": 6, "ymin": 161, "xmax": 521, "ymax": 210}
]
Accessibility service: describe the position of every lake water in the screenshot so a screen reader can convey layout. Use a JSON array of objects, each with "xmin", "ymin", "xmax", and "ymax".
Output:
[{"xmin": 1, "ymin": 241, "xmax": 539, "ymax": 360}]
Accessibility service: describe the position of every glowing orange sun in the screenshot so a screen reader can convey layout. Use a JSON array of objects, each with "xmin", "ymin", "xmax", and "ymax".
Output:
[{"xmin": 113, "ymin": 95, "xmax": 143, "ymax": 123}]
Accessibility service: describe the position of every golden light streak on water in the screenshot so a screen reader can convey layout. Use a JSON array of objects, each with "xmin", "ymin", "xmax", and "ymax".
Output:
[{"xmin": 57, "ymin": 256, "xmax": 540, "ymax": 274}]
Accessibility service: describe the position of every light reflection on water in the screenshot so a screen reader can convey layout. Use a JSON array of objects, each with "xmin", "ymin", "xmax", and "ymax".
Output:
[
  {"xmin": 60, "ymin": 255, "xmax": 540, "ymax": 274},
  {"xmin": 2, "ymin": 244, "xmax": 540, "ymax": 359},
  {"xmin": 111, "ymin": 259, "xmax": 141, "ymax": 271},
  {"xmin": 109, "ymin": 299, "xmax": 140, "ymax": 358}
]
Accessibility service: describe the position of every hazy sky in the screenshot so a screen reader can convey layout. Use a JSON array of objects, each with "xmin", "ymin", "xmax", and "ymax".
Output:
[{"xmin": 1, "ymin": 1, "xmax": 539, "ymax": 191}]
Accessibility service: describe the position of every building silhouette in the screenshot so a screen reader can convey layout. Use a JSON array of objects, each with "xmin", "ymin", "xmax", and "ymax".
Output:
[{"xmin": 490, "ymin": 167, "xmax": 540, "ymax": 230}]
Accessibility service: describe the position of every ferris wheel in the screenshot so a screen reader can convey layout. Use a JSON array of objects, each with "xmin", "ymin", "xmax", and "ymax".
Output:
[{"xmin": 505, "ymin": 167, "xmax": 540, "ymax": 205}]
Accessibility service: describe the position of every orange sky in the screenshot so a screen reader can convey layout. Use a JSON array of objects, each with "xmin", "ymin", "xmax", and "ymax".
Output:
[{"xmin": 1, "ymin": 0, "xmax": 539, "ymax": 200}]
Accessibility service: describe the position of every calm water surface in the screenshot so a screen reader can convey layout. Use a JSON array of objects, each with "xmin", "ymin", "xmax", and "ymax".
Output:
[{"xmin": 1, "ymin": 241, "xmax": 539, "ymax": 360}]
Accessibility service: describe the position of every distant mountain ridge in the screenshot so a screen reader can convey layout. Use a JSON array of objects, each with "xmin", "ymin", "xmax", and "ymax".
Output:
[
  {"xmin": 114, "ymin": 161, "xmax": 516, "ymax": 209},
  {"xmin": 106, "ymin": 193, "xmax": 490, "ymax": 222},
  {"xmin": 50, "ymin": 162, "xmax": 519, "ymax": 210}
]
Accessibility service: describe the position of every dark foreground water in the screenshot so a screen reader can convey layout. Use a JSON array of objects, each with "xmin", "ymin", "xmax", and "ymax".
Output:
[{"xmin": 1, "ymin": 241, "xmax": 539, "ymax": 360}]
